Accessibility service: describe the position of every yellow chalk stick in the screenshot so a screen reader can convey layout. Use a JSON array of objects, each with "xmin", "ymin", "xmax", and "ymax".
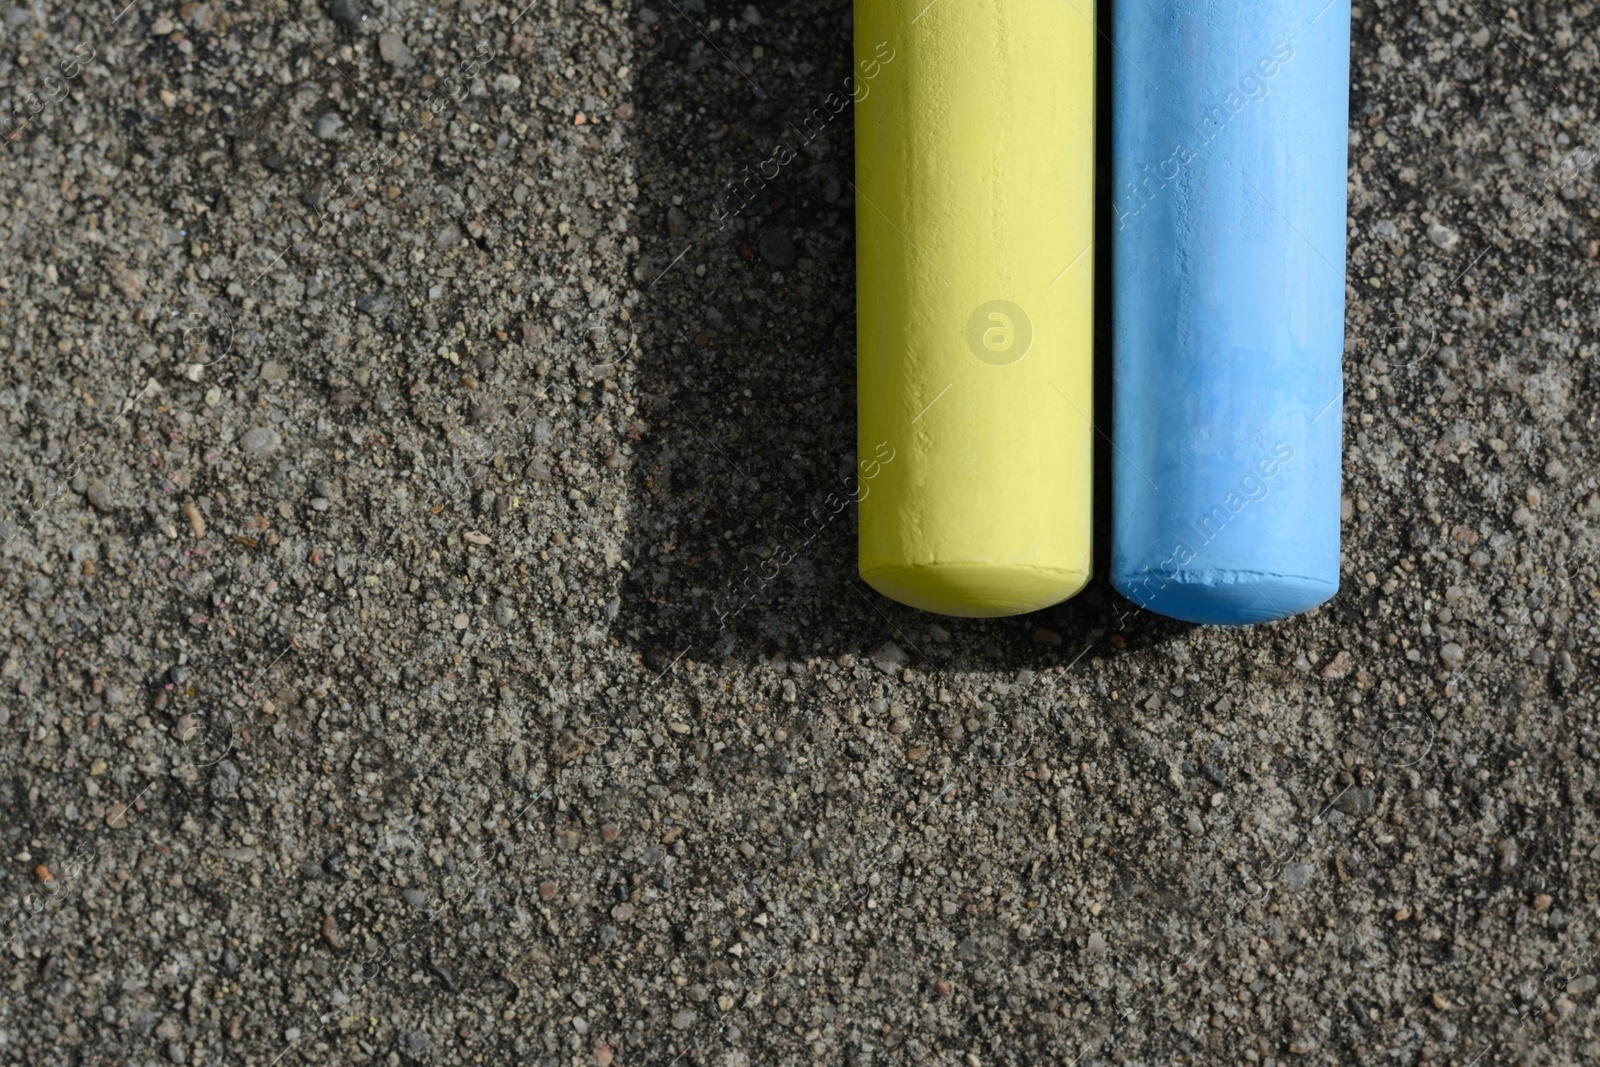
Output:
[{"xmin": 855, "ymin": 0, "xmax": 1096, "ymax": 618}]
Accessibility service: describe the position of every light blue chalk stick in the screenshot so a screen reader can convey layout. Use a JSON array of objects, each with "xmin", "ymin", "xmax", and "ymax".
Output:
[{"xmin": 1112, "ymin": 1, "xmax": 1351, "ymax": 626}]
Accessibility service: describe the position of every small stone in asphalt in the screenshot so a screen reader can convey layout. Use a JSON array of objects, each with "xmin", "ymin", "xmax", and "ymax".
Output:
[
  {"xmin": 313, "ymin": 112, "xmax": 343, "ymax": 140},
  {"xmin": 757, "ymin": 231, "xmax": 796, "ymax": 268},
  {"xmin": 209, "ymin": 760, "xmax": 241, "ymax": 799},
  {"xmin": 241, "ymin": 426, "xmax": 281, "ymax": 459},
  {"xmin": 329, "ymin": 0, "xmax": 360, "ymax": 23},
  {"xmin": 378, "ymin": 31, "xmax": 413, "ymax": 67},
  {"xmin": 355, "ymin": 291, "xmax": 393, "ymax": 316},
  {"xmin": 428, "ymin": 961, "xmax": 459, "ymax": 993},
  {"xmin": 1333, "ymin": 787, "xmax": 1375, "ymax": 816},
  {"xmin": 1283, "ymin": 863, "xmax": 1314, "ymax": 891},
  {"xmin": 871, "ymin": 641, "xmax": 907, "ymax": 676}
]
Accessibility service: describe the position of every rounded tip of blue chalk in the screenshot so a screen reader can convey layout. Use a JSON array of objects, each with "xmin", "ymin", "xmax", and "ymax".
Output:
[{"xmin": 1112, "ymin": 571, "xmax": 1338, "ymax": 626}]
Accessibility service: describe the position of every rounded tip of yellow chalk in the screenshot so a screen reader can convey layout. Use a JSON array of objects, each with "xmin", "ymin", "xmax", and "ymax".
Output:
[{"xmin": 861, "ymin": 562, "xmax": 1090, "ymax": 620}]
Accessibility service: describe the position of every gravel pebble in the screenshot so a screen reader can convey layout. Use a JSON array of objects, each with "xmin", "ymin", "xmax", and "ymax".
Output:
[
  {"xmin": 240, "ymin": 426, "xmax": 281, "ymax": 458},
  {"xmin": 208, "ymin": 760, "xmax": 241, "ymax": 799},
  {"xmin": 1333, "ymin": 786, "xmax": 1376, "ymax": 816},
  {"xmin": 870, "ymin": 641, "xmax": 907, "ymax": 675},
  {"xmin": 313, "ymin": 112, "xmax": 343, "ymax": 140},
  {"xmin": 1283, "ymin": 863, "xmax": 1314, "ymax": 892},
  {"xmin": 377, "ymin": 31, "xmax": 413, "ymax": 67},
  {"xmin": 757, "ymin": 231, "xmax": 796, "ymax": 268}
]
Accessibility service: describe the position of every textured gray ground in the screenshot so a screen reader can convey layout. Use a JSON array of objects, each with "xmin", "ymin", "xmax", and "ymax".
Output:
[{"xmin": 3, "ymin": 1, "xmax": 1600, "ymax": 1064}]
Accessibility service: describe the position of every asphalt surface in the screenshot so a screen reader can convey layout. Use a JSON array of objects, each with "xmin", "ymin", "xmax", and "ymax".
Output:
[{"xmin": 3, "ymin": 1, "xmax": 1600, "ymax": 1065}]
